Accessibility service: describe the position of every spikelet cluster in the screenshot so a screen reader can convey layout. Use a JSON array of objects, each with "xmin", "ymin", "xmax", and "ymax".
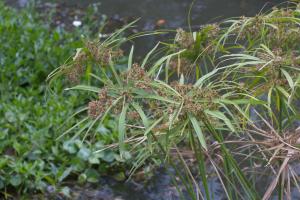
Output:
[
  {"xmin": 175, "ymin": 28, "xmax": 194, "ymax": 49},
  {"xmin": 86, "ymin": 41, "xmax": 123, "ymax": 65},
  {"xmin": 65, "ymin": 49, "xmax": 88, "ymax": 83},
  {"xmin": 88, "ymin": 88, "xmax": 113, "ymax": 119},
  {"xmin": 125, "ymin": 63, "xmax": 152, "ymax": 89},
  {"xmin": 257, "ymin": 48, "xmax": 300, "ymax": 71},
  {"xmin": 202, "ymin": 23, "xmax": 220, "ymax": 40},
  {"xmin": 236, "ymin": 15, "xmax": 264, "ymax": 40},
  {"xmin": 170, "ymin": 82, "xmax": 219, "ymax": 119},
  {"xmin": 169, "ymin": 58, "xmax": 194, "ymax": 76}
]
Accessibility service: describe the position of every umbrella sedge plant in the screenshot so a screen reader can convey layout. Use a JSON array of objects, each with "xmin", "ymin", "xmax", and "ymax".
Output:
[{"xmin": 48, "ymin": 2, "xmax": 300, "ymax": 199}]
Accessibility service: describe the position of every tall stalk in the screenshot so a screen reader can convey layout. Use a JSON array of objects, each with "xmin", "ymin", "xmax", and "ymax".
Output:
[
  {"xmin": 277, "ymin": 68, "xmax": 283, "ymax": 200},
  {"xmin": 203, "ymin": 117, "xmax": 259, "ymax": 199}
]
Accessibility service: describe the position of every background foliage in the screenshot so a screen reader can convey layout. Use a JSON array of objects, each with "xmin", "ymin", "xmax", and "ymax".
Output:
[{"xmin": 0, "ymin": 2, "xmax": 125, "ymax": 197}]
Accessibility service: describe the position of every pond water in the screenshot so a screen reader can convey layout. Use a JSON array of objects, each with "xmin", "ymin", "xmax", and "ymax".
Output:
[
  {"xmin": 7, "ymin": 0, "xmax": 296, "ymax": 200},
  {"xmin": 58, "ymin": 168, "xmax": 227, "ymax": 200},
  {"xmin": 7, "ymin": 0, "xmax": 285, "ymax": 57},
  {"xmin": 8, "ymin": 0, "xmax": 285, "ymax": 29}
]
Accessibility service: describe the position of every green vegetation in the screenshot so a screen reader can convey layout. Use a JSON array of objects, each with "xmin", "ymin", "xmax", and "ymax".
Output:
[
  {"xmin": 0, "ymin": 2, "xmax": 127, "ymax": 198},
  {"xmin": 1, "ymin": 1, "xmax": 300, "ymax": 199},
  {"xmin": 50, "ymin": 2, "xmax": 300, "ymax": 200}
]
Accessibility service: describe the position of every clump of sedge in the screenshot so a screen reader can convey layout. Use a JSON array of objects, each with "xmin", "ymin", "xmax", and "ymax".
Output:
[
  {"xmin": 170, "ymin": 82, "xmax": 219, "ymax": 119},
  {"xmin": 175, "ymin": 28, "xmax": 194, "ymax": 49}
]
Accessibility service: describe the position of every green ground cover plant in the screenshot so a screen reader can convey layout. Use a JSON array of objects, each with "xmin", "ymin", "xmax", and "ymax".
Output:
[
  {"xmin": 0, "ymin": 2, "xmax": 128, "ymax": 198},
  {"xmin": 50, "ymin": 2, "xmax": 300, "ymax": 200}
]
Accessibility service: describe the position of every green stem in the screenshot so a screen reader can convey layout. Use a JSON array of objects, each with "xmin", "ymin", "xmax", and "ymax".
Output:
[
  {"xmin": 190, "ymin": 131, "xmax": 211, "ymax": 200},
  {"xmin": 150, "ymin": 132, "xmax": 197, "ymax": 200},
  {"xmin": 277, "ymin": 69, "xmax": 283, "ymax": 200},
  {"xmin": 203, "ymin": 117, "xmax": 259, "ymax": 199}
]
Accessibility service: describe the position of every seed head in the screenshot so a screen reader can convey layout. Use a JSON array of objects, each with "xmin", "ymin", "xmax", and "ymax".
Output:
[
  {"xmin": 175, "ymin": 28, "xmax": 194, "ymax": 49},
  {"xmin": 86, "ymin": 41, "xmax": 123, "ymax": 65},
  {"xmin": 88, "ymin": 100, "xmax": 104, "ymax": 119},
  {"xmin": 127, "ymin": 111, "xmax": 140, "ymax": 121},
  {"xmin": 169, "ymin": 58, "xmax": 194, "ymax": 76},
  {"xmin": 125, "ymin": 63, "xmax": 152, "ymax": 89}
]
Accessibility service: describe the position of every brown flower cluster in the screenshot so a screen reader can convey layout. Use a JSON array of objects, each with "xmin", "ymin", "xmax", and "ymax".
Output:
[
  {"xmin": 202, "ymin": 23, "xmax": 220, "ymax": 40},
  {"xmin": 175, "ymin": 28, "xmax": 194, "ymax": 49},
  {"xmin": 65, "ymin": 49, "xmax": 88, "ymax": 83},
  {"xmin": 65, "ymin": 42, "xmax": 123, "ymax": 83},
  {"xmin": 235, "ymin": 8, "xmax": 300, "ymax": 50},
  {"xmin": 272, "ymin": 7, "xmax": 294, "ymax": 18},
  {"xmin": 169, "ymin": 82, "xmax": 219, "ymax": 119},
  {"xmin": 169, "ymin": 58, "xmax": 194, "ymax": 76},
  {"xmin": 237, "ymin": 15, "xmax": 264, "ymax": 40},
  {"xmin": 86, "ymin": 41, "xmax": 123, "ymax": 65},
  {"xmin": 88, "ymin": 88, "xmax": 113, "ymax": 119},
  {"xmin": 170, "ymin": 81, "xmax": 193, "ymax": 95},
  {"xmin": 127, "ymin": 111, "xmax": 140, "ymax": 121},
  {"xmin": 267, "ymin": 18, "xmax": 300, "ymax": 49},
  {"xmin": 125, "ymin": 63, "xmax": 152, "ymax": 89},
  {"xmin": 257, "ymin": 48, "xmax": 300, "ymax": 70}
]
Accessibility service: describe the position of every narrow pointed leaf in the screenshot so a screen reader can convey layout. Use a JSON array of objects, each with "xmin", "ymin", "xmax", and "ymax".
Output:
[{"xmin": 189, "ymin": 115, "xmax": 207, "ymax": 150}]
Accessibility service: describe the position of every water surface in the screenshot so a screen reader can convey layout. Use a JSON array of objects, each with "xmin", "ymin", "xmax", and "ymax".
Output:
[{"xmin": 8, "ymin": 0, "xmax": 285, "ymax": 29}]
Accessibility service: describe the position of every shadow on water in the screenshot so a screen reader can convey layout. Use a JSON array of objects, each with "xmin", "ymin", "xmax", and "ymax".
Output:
[{"xmin": 67, "ymin": 167, "xmax": 227, "ymax": 200}]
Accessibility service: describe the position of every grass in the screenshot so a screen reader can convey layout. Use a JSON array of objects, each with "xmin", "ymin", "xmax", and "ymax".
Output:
[{"xmin": 50, "ymin": 2, "xmax": 300, "ymax": 200}]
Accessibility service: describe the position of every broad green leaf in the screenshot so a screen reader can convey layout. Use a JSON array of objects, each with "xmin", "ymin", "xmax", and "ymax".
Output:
[
  {"xmin": 194, "ymin": 68, "xmax": 218, "ymax": 87},
  {"xmin": 109, "ymin": 60, "xmax": 122, "ymax": 85},
  {"xmin": 147, "ymin": 49, "xmax": 186, "ymax": 76},
  {"xmin": 58, "ymin": 167, "xmax": 73, "ymax": 182},
  {"xmin": 85, "ymin": 168, "xmax": 100, "ymax": 183},
  {"xmin": 144, "ymin": 116, "xmax": 164, "ymax": 136},
  {"xmin": 65, "ymin": 85, "xmax": 100, "ymax": 93},
  {"xmin": 205, "ymin": 110, "xmax": 236, "ymax": 132},
  {"xmin": 119, "ymin": 103, "xmax": 129, "ymax": 154},
  {"xmin": 77, "ymin": 147, "xmax": 91, "ymax": 161},
  {"xmin": 276, "ymin": 86, "xmax": 290, "ymax": 99},
  {"xmin": 88, "ymin": 154, "xmax": 100, "ymax": 164},
  {"xmin": 10, "ymin": 175, "xmax": 22, "ymax": 187},
  {"xmin": 128, "ymin": 45, "xmax": 134, "ymax": 69},
  {"xmin": 141, "ymin": 42, "xmax": 160, "ymax": 68},
  {"xmin": 132, "ymin": 103, "xmax": 149, "ymax": 127},
  {"xmin": 134, "ymin": 95, "xmax": 179, "ymax": 104},
  {"xmin": 281, "ymin": 68, "xmax": 294, "ymax": 90},
  {"xmin": 63, "ymin": 140, "xmax": 77, "ymax": 154},
  {"xmin": 189, "ymin": 115, "xmax": 207, "ymax": 150},
  {"xmin": 57, "ymin": 117, "xmax": 89, "ymax": 140}
]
